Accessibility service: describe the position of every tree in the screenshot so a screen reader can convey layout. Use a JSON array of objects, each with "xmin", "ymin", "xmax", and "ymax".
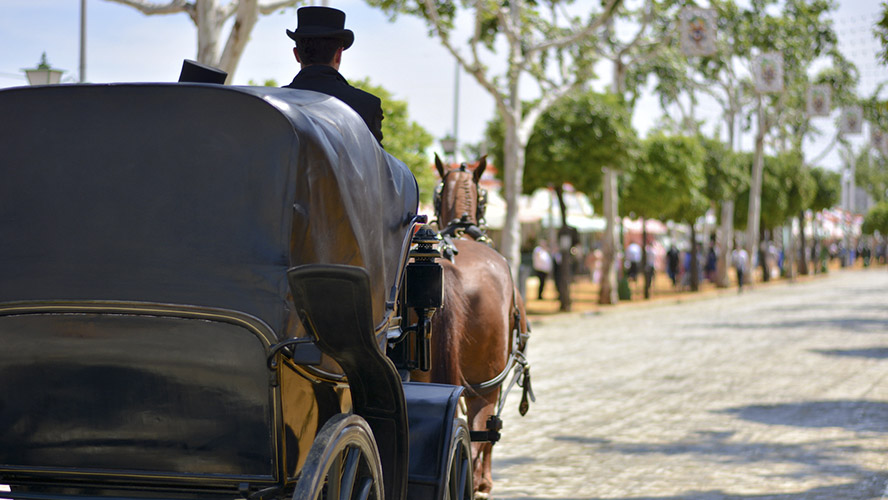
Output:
[
  {"xmin": 595, "ymin": 0, "xmax": 683, "ymax": 304},
  {"xmin": 487, "ymin": 90, "xmax": 636, "ymax": 222},
  {"xmin": 699, "ymin": 135, "xmax": 747, "ymax": 286},
  {"xmin": 103, "ymin": 0, "xmax": 302, "ymax": 83},
  {"xmin": 808, "ymin": 166, "xmax": 840, "ymax": 271},
  {"xmin": 876, "ymin": 1, "xmax": 888, "ymax": 65},
  {"xmin": 746, "ymin": 0, "xmax": 846, "ymax": 279},
  {"xmin": 734, "ymin": 151, "xmax": 812, "ymax": 281},
  {"xmin": 862, "ymin": 201, "xmax": 888, "ymax": 236},
  {"xmin": 622, "ymin": 133, "xmax": 705, "ymax": 295},
  {"xmin": 353, "ymin": 79, "xmax": 436, "ymax": 204},
  {"xmin": 854, "ymin": 149, "xmax": 888, "ymax": 205},
  {"xmin": 488, "ymin": 89, "xmax": 636, "ymax": 311},
  {"xmin": 366, "ymin": 0, "xmax": 620, "ymax": 280}
]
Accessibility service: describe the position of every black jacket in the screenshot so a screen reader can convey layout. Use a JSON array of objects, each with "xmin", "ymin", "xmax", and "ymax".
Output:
[{"xmin": 285, "ymin": 65, "xmax": 384, "ymax": 144}]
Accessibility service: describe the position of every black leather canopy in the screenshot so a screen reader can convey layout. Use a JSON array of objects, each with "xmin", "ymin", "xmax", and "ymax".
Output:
[{"xmin": 0, "ymin": 84, "xmax": 418, "ymax": 337}]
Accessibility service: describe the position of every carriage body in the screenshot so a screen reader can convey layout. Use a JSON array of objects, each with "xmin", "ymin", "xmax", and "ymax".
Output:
[{"xmin": 0, "ymin": 83, "xmax": 469, "ymax": 500}]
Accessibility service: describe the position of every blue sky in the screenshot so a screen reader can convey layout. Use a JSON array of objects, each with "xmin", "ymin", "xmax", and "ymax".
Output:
[{"xmin": 1, "ymin": 0, "xmax": 884, "ymax": 169}]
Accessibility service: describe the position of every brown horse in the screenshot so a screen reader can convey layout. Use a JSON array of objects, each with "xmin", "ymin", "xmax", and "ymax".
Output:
[{"xmin": 411, "ymin": 155, "xmax": 531, "ymax": 498}]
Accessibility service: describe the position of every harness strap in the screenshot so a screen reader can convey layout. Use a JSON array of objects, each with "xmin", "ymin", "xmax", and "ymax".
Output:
[{"xmin": 466, "ymin": 285, "xmax": 534, "ymax": 418}]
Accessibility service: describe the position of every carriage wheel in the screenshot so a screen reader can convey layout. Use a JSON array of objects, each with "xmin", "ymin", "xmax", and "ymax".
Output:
[
  {"xmin": 293, "ymin": 414, "xmax": 383, "ymax": 500},
  {"xmin": 444, "ymin": 419, "xmax": 473, "ymax": 500}
]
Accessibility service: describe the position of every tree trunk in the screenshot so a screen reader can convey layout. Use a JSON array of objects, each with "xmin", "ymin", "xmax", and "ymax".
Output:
[
  {"xmin": 642, "ymin": 218, "xmax": 651, "ymax": 299},
  {"xmin": 218, "ymin": 0, "xmax": 260, "ymax": 83},
  {"xmin": 554, "ymin": 185, "xmax": 568, "ymax": 227},
  {"xmin": 690, "ymin": 222, "xmax": 699, "ymax": 292},
  {"xmin": 798, "ymin": 210, "xmax": 809, "ymax": 275},
  {"xmin": 785, "ymin": 224, "xmax": 796, "ymax": 281},
  {"xmin": 499, "ymin": 1, "xmax": 529, "ymax": 282},
  {"xmin": 598, "ymin": 168, "xmax": 619, "ymax": 304},
  {"xmin": 716, "ymin": 199, "xmax": 734, "ymax": 287},
  {"xmin": 760, "ymin": 226, "xmax": 770, "ymax": 282},
  {"xmin": 745, "ymin": 94, "xmax": 765, "ymax": 285},
  {"xmin": 196, "ymin": 0, "xmax": 222, "ymax": 67},
  {"xmin": 500, "ymin": 114, "xmax": 525, "ymax": 282},
  {"xmin": 554, "ymin": 185, "xmax": 572, "ymax": 312}
]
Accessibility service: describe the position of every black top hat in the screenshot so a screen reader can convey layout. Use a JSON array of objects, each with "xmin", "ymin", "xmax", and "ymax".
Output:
[
  {"xmin": 286, "ymin": 7, "xmax": 354, "ymax": 50},
  {"xmin": 178, "ymin": 59, "xmax": 227, "ymax": 84}
]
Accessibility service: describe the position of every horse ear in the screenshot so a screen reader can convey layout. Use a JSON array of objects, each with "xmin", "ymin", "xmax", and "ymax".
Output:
[
  {"xmin": 435, "ymin": 153, "xmax": 446, "ymax": 179},
  {"xmin": 473, "ymin": 155, "xmax": 487, "ymax": 184}
]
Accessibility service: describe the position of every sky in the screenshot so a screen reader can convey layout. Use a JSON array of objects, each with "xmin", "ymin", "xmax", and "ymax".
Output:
[{"xmin": 1, "ymin": 0, "xmax": 885, "ymax": 171}]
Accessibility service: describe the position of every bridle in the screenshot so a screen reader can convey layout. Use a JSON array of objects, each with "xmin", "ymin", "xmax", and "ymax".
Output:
[{"xmin": 433, "ymin": 164, "xmax": 489, "ymax": 232}]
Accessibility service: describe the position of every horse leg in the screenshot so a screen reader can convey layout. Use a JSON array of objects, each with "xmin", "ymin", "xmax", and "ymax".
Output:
[{"xmin": 465, "ymin": 391, "xmax": 499, "ymax": 498}]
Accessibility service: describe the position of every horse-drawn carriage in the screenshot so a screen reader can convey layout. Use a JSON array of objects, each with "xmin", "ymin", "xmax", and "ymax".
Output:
[{"xmin": 0, "ymin": 82, "xmax": 478, "ymax": 500}]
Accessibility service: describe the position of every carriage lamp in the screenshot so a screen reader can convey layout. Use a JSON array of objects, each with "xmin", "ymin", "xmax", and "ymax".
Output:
[
  {"xmin": 24, "ymin": 53, "xmax": 64, "ymax": 86},
  {"xmin": 404, "ymin": 225, "xmax": 443, "ymax": 372}
]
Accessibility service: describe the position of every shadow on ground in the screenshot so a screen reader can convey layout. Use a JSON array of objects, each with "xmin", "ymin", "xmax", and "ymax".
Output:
[
  {"xmin": 700, "ymin": 317, "xmax": 888, "ymax": 334},
  {"xmin": 719, "ymin": 399, "xmax": 888, "ymax": 433},
  {"xmin": 496, "ymin": 475, "xmax": 887, "ymax": 499},
  {"xmin": 812, "ymin": 346, "xmax": 888, "ymax": 359},
  {"xmin": 496, "ymin": 401, "xmax": 888, "ymax": 499}
]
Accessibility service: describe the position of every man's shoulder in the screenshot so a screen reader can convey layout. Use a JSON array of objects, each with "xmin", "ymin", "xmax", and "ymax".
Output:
[{"xmin": 341, "ymin": 83, "xmax": 381, "ymax": 107}]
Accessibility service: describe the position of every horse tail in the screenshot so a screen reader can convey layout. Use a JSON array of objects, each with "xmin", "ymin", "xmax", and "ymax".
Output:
[{"xmin": 431, "ymin": 264, "xmax": 468, "ymax": 387}]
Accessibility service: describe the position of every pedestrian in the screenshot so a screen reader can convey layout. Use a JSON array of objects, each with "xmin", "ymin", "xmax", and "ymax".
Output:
[
  {"xmin": 532, "ymin": 240, "xmax": 553, "ymax": 300},
  {"xmin": 626, "ymin": 242, "xmax": 642, "ymax": 281},
  {"xmin": 705, "ymin": 244, "xmax": 717, "ymax": 282},
  {"xmin": 732, "ymin": 246, "xmax": 749, "ymax": 292},
  {"xmin": 283, "ymin": 6, "xmax": 385, "ymax": 144},
  {"xmin": 667, "ymin": 244, "xmax": 680, "ymax": 287}
]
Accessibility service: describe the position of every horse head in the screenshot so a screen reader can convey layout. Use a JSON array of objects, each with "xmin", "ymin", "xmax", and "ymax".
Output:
[{"xmin": 433, "ymin": 153, "xmax": 488, "ymax": 233}]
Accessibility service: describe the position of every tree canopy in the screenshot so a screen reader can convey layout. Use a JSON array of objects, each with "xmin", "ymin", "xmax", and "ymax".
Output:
[
  {"xmin": 862, "ymin": 201, "xmax": 888, "ymax": 235},
  {"xmin": 854, "ymin": 148, "xmax": 888, "ymax": 205},
  {"xmin": 486, "ymin": 90, "xmax": 636, "ymax": 205},
  {"xmin": 700, "ymin": 135, "xmax": 747, "ymax": 209},
  {"xmin": 876, "ymin": 1, "xmax": 888, "ymax": 65},
  {"xmin": 808, "ymin": 166, "xmax": 841, "ymax": 212},
  {"xmin": 622, "ymin": 133, "xmax": 706, "ymax": 222},
  {"xmin": 734, "ymin": 151, "xmax": 812, "ymax": 231}
]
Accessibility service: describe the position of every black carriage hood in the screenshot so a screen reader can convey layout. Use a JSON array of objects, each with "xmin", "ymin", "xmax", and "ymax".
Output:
[{"xmin": 0, "ymin": 83, "xmax": 418, "ymax": 336}]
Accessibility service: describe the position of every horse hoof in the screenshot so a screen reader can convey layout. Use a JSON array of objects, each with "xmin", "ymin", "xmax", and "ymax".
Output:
[{"xmin": 473, "ymin": 492, "xmax": 490, "ymax": 500}]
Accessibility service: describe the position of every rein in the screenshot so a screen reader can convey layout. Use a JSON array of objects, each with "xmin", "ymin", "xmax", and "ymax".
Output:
[{"xmin": 466, "ymin": 286, "xmax": 534, "ymax": 417}]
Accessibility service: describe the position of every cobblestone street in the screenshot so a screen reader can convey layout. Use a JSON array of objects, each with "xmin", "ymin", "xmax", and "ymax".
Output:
[{"xmin": 491, "ymin": 269, "xmax": 888, "ymax": 500}]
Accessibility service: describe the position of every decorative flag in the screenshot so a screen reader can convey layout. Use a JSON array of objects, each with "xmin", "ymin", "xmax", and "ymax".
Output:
[
  {"xmin": 680, "ymin": 7, "xmax": 718, "ymax": 57},
  {"xmin": 806, "ymin": 85, "xmax": 831, "ymax": 117},
  {"xmin": 840, "ymin": 106, "xmax": 863, "ymax": 135},
  {"xmin": 754, "ymin": 52, "xmax": 784, "ymax": 93}
]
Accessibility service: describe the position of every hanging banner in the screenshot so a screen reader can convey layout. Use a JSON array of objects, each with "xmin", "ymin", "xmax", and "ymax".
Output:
[
  {"xmin": 806, "ymin": 85, "xmax": 831, "ymax": 117},
  {"xmin": 840, "ymin": 106, "xmax": 863, "ymax": 135},
  {"xmin": 754, "ymin": 52, "xmax": 784, "ymax": 93},
  {"xmin": 680, "ymin": 7, "xmax": 718, "ymax": 57}
]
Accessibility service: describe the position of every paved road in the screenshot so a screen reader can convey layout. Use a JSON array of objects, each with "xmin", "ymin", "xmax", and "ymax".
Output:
[{"xmin": 490, "ymin": 268, "xmax": 888, "ymax": 500}]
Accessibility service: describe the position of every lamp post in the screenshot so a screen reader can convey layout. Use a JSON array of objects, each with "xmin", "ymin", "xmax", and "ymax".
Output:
[
  {"xmin": 441, "ymin": 136, "xmax": 456, "ymax": 165},
  {"xmin": 25, "ymin": 53, "xmax": 64, "ymax": 86}
]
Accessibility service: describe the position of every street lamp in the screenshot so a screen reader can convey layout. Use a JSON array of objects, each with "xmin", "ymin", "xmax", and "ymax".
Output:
[
  {"xmin": 441, "ymin": 136, "xmax": 456, "ymax": 164},
  {"xmin": 24, "ymin": 53, "xmax": 64, "ymax": 86}
]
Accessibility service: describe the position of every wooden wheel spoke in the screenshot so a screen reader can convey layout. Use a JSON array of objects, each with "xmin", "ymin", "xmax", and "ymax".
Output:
[
  {"xmin": 293, "ymin": 415, "xmax": 382, "ymax": 500},
  {"xmin": 339, "ymin": 446, "xmax": 361, "ymax": 500},
  {"xmin": 354, "ymin": 478, "xmax": 373, "ymax": 500},
  {"xmin": 456, "ymin": 450, "xmax": 469, "ymax": 498}
]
